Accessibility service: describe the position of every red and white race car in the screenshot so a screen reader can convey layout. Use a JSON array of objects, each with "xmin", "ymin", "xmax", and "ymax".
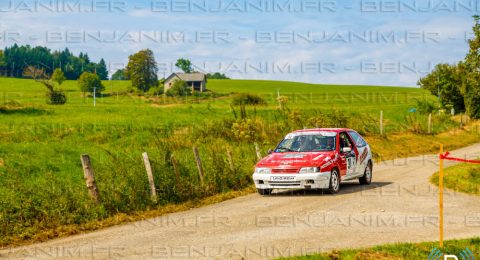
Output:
[{"xmin": 252, "ymin": 128, "xmax": 373, "ymax": 195}]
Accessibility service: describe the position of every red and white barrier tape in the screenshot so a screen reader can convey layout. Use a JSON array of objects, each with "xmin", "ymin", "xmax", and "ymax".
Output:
[{"xmin": 439, "ymin": 151, "xmax": 480, "ymax": 164}]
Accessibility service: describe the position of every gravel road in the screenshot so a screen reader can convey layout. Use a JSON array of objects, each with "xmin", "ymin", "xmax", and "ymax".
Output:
[{"xmin": 2, "ymin": 143, "xmax": 480, "ymax": 260}]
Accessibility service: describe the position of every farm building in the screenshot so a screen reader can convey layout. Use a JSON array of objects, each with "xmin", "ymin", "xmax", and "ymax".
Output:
[{"xmin": 164, "ymin": 73, "xmax": 207, "ymax": 93}]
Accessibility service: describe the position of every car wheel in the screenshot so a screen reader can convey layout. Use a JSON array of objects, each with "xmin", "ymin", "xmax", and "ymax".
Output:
[
  {"xmin": 328, "ymin": 169, "xmax": 340, "ymax": 194},
  {"xmin": 359, "ymin": 162, "xmax": 372, "ymax": 185},
  {"xmin": 257, "ymin": 189, "xmax": 273, "ymax": 196}
]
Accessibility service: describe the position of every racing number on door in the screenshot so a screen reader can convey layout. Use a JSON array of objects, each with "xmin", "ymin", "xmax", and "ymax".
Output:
[
  {"xmin": 346, "ymin": 156, "xmax": 356, "ymax": 175},
  {"xmin": 340, "ymin": 132, "xmax": 357, "ymax": 176}
]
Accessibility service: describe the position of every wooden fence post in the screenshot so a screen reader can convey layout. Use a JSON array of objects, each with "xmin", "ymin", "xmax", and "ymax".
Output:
[
  {"xmin": 80, "ymin": 154, "xmax": 100, "ymax": 204},
  {"xmin": 142, "ymin": 152, "xmax": 157, "ymax": 202},
  {"xmin": 226, "ymin": 148, "xmax": 235, "ymax": 173},
  {"xmin": 193, "ymin": 147, "xmax": 204, "ymax": 184},
  {"xmin": 171, "ymin": 155, "xmax": 180, "ymax": 188},
  {"xmin": 254, "ymin": 142, "xmax": 262, "ymax": 161}
]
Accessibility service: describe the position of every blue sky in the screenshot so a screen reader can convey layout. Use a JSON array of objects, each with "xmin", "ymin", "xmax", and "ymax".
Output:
[{"xmin": 0, "ymin": 0, "xmax": 476, "ymax": 86}]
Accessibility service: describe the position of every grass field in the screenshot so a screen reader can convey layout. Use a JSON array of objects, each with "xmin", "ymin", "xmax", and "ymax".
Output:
[
  {"xmin": 279, "ymin": 237, "xmax": 480, "ymax": 259},
  {"xmin": 1, "ymin": 77, "xmax": 479, "ymax": 247}
]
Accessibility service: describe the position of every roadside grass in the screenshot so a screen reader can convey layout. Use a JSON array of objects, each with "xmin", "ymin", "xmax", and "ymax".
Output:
[
  {"xmin": 431, "ymin": 161, "xmax": 480, "ymax": 195},
  {"xmin": 1, "ymin": 78, "xmax": 479, "ymax": 247},
  {"xmin": 428, "ymin": 120, "xmax": 480, "ymax": 195},
  {"xmin": 0, "ymin": 186, "xmax": 256, "ymax": 249},
  {"xmin": 279, "ymin": 237, "xmax": 480, "ymax": 260}
]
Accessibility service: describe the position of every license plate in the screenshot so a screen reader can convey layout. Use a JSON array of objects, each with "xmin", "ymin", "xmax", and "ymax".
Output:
[{"xmin": 270, "ymin": 176, "xmax": 296, "ymax": 181}]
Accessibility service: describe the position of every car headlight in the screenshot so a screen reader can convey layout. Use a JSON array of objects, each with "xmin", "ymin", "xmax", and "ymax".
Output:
[
  {"xmin": 254, "ymin": 167, "xmax": 271, "ymax": 174},
  {"xmin": 299, "ymin": 167, "xmax": 320, "ymax": 174}
]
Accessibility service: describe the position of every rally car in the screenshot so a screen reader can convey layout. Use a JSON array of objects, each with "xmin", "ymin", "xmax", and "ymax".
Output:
[{"xmin": 252, "ymin": 128, "xmax": 373, "ymax": 195}]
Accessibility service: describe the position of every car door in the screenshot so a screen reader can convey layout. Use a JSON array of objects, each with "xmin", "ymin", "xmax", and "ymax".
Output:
[
  {"xmin": 336, "ymin": 134, "xmax": 347, "ymax": 177},
  {"xmin": 339, "ymin": 132, "xmax": 357, "ymax": 177},
  {"xmin": 348, "ymin": 131, "xmax": 368, "ymax": 175}
]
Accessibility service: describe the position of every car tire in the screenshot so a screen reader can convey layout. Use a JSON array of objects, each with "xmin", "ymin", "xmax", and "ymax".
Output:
[
  {"xmin": 257, "ymin": 189, "xmax": 273, "ymax": 196},
  {"xmin": 359, "ymin": 162, "xmax": 372, "ymax": 185},
  {"xmin": 328, "ymin": 169, "xmax": 340, "ymax": 194}
]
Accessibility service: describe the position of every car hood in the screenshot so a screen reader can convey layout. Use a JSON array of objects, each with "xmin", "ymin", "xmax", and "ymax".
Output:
[{"xmin": 256, "ymin": 151, "xmax": 336, "ymax": 168}]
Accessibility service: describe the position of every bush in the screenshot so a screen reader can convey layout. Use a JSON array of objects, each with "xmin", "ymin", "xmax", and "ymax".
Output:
[
  {"xmin": 46, "ymin": 89, "xmax": 67, "ymax": 105},
  {"xmin": 147, "ymin": 86, "xmax": 164, "ymax": 96},
  {"xmin": 231, "ymin": 118, "xmax": 266, "ymax": 142},
  {"xmin": 166, "ymin": 80, "xmax": 189, "ymax": 97},
  {"xmin": 232, "ymin": 93, "xmax": 267, "ymax": 106},
  {"xmin": 414, "ymin": 99, "xmax": 437, "ymax": 114},
  {"xmin": 38, "ymin": 80, "xmax": 67, "ymax": 105}
]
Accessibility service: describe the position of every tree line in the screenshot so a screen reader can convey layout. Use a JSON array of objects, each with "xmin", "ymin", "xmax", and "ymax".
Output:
[
  {"xmin": 418, "ymin": 16, "xmax": 480, "ymax": 119},
  {"xmin": 0, "ymin": 44, "xmax": 108, "ymax": 80}
]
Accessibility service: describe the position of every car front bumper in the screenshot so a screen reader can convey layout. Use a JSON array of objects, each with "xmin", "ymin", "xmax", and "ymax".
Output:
[{"xmin": 252, "ymin": 172, "xmax": 331, "ymax": 190}]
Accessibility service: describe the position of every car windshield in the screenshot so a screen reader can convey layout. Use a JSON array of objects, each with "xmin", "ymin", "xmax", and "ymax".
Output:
[{"xmin": 275, "ymin": 132, "xmax": 337, "ymax": 153}]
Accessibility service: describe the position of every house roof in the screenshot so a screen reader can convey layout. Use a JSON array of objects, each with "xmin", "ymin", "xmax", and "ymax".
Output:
[{"xmin": 166, "ymin": 73, "xmax": 207, "ymax": 82}]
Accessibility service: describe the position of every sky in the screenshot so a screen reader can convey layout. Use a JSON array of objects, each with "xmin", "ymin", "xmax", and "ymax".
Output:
[{"xmin": 0, "ymin": 0, "xmax": 477, "ymax": 86}]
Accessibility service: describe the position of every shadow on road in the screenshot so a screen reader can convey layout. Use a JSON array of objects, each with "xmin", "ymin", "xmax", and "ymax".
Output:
[{"xmin": 269, "ymin": 181, "xmax": 393, "ymax": 197}]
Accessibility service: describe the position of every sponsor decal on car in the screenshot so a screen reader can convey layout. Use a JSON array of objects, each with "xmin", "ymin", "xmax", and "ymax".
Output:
[
  {"xmin": 285, "ymin": 131, "xmax": 337, "ymax": 139},
  {"xmin": 359, "ymin": 147, "xmax": 369, "ymax": 165},
  {"xmin": 282, "ymin": 154, "xmax": 306, "ymax": 159},
  {"xmin": 270, "ymin": 176, "xmax": 296, "ymax": 181}
]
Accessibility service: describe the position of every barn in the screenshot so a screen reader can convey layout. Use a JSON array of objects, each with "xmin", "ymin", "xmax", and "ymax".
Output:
[{"xmin": 164, "ymin": 73, "xmax": 207, "ymax": 93}]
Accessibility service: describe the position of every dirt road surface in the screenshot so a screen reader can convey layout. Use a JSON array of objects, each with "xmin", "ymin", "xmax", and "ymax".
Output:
[{"xmin": 2, "ymin": 143, "xmax": 480, "ymax": 260}]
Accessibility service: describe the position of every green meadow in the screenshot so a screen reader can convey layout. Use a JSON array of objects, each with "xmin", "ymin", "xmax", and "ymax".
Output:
[
  {"xmin": 0, "ymin": 78, "xmax": 478, "ymax": 246},
  {"xmin": 431, "ymin": 159, "xmax": 480, "ymax": 195}
]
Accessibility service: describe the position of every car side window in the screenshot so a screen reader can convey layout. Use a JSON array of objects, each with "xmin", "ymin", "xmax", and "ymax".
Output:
[
  {"xmin": 339, "ymin": 132, "xmax": 353, "ymax": 150},
  {"xmin": 348, "ymin": 131, "xmax": 367, "ymax": 148}
]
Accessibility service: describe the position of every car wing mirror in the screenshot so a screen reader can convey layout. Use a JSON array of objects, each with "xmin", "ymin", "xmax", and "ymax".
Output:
[
  {"xmin": 267, "ymin": 149, "xmax": 274, "ymax": 154},
  {"xmin": 342, "ymin": 147, "xmax": 352, "ymax": 153}
]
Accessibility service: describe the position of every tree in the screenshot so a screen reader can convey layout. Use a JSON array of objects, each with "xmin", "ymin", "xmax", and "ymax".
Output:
[
  {"xmin": 418, "ymin": 16, "xmax": 480, "ymax": 118},
  {"xmin": 417, "ymin": 63, "xmax": 464, "ymax": 112},
  {"xmin": 78, "ymin": 72, "xmax": 104, "ymax": 96},
  {"xmin": 24, "ymin": 69, "xmax": 68, "ymax": 105},
  {"xmin": 51, "ymin": 68, "xmax": 66, "ymax": 85},
  {"xmin": 125, "ymin": 49, "xmax": 159, "ymax": 92},
  {"xmin": 0, "ymin": 50, "xmax": 5, "ymax": 76},
  {"xmin": 175, "ymin": 58, "xmax": 193, "ymax": 73},
  {"xmin": 111, "ymin": 69, "xmax": 126, "ymax": 80},
  {"xmin": 22, "ymin": 66, "xmax": 47, "ymax": 80},
  {"xmin": 462, "ymin": 15, "xmax": 480, "ymax": 118},
  {"xmin": 166, "ymin": 80, "xmax": 189, "ymax": 96},
  {"xmin": 96, "ymin": 58, "xmax": 109, "ymax": 80},
  {"xmin": 0, "ymin": 50, "xmax": 5, "ymax": 67}
]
